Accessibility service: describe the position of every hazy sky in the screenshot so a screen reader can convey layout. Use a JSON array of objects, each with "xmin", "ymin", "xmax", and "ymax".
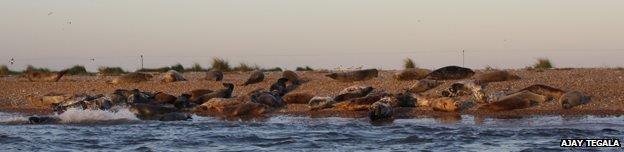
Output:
[{"xmin": 1, "ymin": 0, "xmax": 623, "ymax": 71}]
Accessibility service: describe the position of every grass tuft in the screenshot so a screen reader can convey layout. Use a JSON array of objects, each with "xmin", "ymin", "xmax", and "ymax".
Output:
[
  {"xmin": 403, "ymin": 58, "xmax": 416, "ymax": 69},
  {"xmin": 211, "ymin": 58, "xmax": 231, "ymax": 72},
  {"xmin": 24, "ymin": 65, "xmax": 51, "ymax": 73},
  {"xmin": 233, "ymin": 63, "xmax": 260, "ymax": 72},
  {"xmin": 66, "ymin": 65, "xmax": 91, "ymax": 75},
  {"xmin": 98, "ymin": 67, "xmax": 127, "ymax": 76},
  {"xmin": 533, "ymin": 58, "xmax": 553, "ymax": 70},
  {"xmin": 188, "ymin": 63, "xmax": 205, "ymax": 72},
  {"xmin": 296, "ymin": 66, "xmax": 314, "ymax": 71},
  {"xmin": 0, "ymin": 65, "xmax": 19, "ymax": 76}
]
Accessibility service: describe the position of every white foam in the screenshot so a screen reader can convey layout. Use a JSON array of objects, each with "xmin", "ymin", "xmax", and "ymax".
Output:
[
  {"xmin": 0, "ymin": 112, "xmax": 29, "ymax": 124},
  {"xmin": 57, "ymin": 108, "xmax": 139, "ymax": 123}
]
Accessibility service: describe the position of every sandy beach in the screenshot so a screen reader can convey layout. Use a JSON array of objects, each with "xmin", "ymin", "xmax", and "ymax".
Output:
[{"xmin": 1, "ymin": 68, "xmax": 624, "ymax": 118}]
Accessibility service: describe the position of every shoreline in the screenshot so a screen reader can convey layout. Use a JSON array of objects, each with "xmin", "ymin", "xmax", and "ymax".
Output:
[{"xmin": 1, "ymin": 68, "xmax": 624, "ymax": 119}]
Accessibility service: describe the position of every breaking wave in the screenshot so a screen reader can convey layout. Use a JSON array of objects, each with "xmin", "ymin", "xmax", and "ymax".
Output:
[{"xmin": 56, "ymin": 108, "xmax": 139, "ymax": 124}]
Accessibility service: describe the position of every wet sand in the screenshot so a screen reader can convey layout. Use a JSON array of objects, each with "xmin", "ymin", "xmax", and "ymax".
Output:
[{"xmin": 1, "ymin": 68, "xmax": 624, "ymax": 118}]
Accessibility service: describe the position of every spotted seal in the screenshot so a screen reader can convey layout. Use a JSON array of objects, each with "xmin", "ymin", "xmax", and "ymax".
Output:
[
  {"xmin": 24, "ymin": 69, "xmax": 68, "ymax": 82},
  {"xmin": 427, "ymin": 66, "xmax": 475, "ymax": 80},
  {"xmin": 242, "ymin": 70, "xmax": 265, "ymax": 86},
  {"xmin": 325, "ymin": 69, "xmax": 378, "ymax": 82}
]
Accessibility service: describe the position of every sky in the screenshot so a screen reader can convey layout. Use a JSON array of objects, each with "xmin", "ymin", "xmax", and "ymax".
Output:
[{"xmin": 1, "ymin": 0, "xmax": 623, "ymax": 71}]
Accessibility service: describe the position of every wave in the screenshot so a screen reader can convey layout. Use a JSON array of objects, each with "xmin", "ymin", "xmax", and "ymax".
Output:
[{"xmin": 56, "ymin": 108, "xmax": 139, "ymax": 124}]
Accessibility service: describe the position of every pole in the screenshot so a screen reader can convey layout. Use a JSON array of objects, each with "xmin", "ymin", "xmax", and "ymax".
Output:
[
  {"xmin": 140, "ymin": 55, "xmax": 144, "ymax": 69},
  {"xmin": 462, "ymin": 50, "xmax": 465, "ymax": 67}
]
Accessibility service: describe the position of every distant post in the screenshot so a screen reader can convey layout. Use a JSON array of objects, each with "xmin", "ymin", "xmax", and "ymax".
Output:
[
  {"xmin": 462, "ymin": 50, "xmax": 465, "ymax": 67},
  {"xmin": 140, "ymin": 55, "xmax": 144, "ymax": 69}
]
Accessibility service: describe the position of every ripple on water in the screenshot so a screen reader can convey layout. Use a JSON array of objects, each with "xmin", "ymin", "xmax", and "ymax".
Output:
[{"xmin": 1, "ymin": 115, "xmax": 624, "ymax": 151}]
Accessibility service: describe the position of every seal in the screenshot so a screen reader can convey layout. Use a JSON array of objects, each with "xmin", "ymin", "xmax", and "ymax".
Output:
[
  {"xmin": 110, "ymin": 72, "xmax": 153, "ymax": 84},
  {"xmin": 194, "ymin": 83, "xmax": 234, "ymax": 104},
  {"xmin": 242, "ymin": 70, "xmax": 265, "ymax": 86},
  {"xmin": 28, "ymin": 116, "xmax": 61, "ymax": 124},
  {"xmin": 407, "ymin": 79, "xmax": 439, "ymax": 93},
  {"xmin": 153, "ymin": 92, "xmax": 177, "ymax": 104},
  {"xmin": 250, "ymin": 90, "xmax": 285, "ymax": 108},
  {"xmin": 282, "ymin": 92, "xmax": 314, "ymax": 104},
  {"xmin": 325, "ymin": 69, "xmax": 378, "ymax": 82},
  {"xmin": 335, "ymin": 89, "xmax": 392, "ymax": 111},
  {"xmin": 427, "ymin": 66, "xmax": 475, "ymax": 80},
  {"xmin": 231, "ymin": 102, "xmax": 268, "ymax": 117},
  {"xmin": 159, "ymin": 112, "xmax": 192, "ymax": 121},
  {"xmin": 392, "ymin": 92, "xmax": 417, "ymax": 107},
  {"xmin": 475, "ymin": 70, "xmax": 520, "ymax": 83},
  {"xmin": 334, "ymin": 85, "xmax": 375, "ymax": 102},
  {"xmin": 205, "ymin": 70, "xmax": 224, "ymax": 81},
  {"xmin": 518, "ymin": 84, "xmax": 566, "ymax": 101},
  {"xmin": 560, "ymin": 91, "xmax": 591, "ymax": 109},
  {"xmin": 431, "ymin": 97, "xmax": 460, "ymax": 112},
  {"xmin": 270, "ymin": 78, "xmax": 289, "ymax": 96},
  {"xmin": 189, "ymin": 89, "xmax": 213, "ymax": 102},
  {"xmin": 24, "ymin": 69, "xmax": 68, "ymax": 82},
  {"xmin": 161, "ymin": 70, "xmax": 186, "ymax": 83},
  {"xmin": 477, "ymin": 91, "xmax": 545, "ymax": 112},
  {"xmin": 174, "ymin": 94, "xmax": 194, "ymax": 109},
  {"xmin": 441, "ymin": 80, "xmax": 487, "ymax": 103},
  {"xmin": 308, "ymin": 96, "xmax": 335, "ymax": 111},
  {"xmin": 282, "ymin": 70, "xmax": 301, "ymax": 85},
  {"xmin": 129, "ymin": 103, "xmax": 179, "ymax": 120},
  {"xmin": 393, "ymin": 68, "xmax": 430, "ymax": 81},
  {"xmin": 195, "ymin": 97, "xmax": 242, "ymax": 114},
  {"xmin": 368, "ymin": 101, "xmax": 393, "ymax": 121}
]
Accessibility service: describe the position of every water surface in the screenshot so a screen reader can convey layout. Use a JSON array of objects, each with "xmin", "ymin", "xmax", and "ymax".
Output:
[{"xmin": 0, "ymin": 112, "xmax": 622, "ymax": 151}]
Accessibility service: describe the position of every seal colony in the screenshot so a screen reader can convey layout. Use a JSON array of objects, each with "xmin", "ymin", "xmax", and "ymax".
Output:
[{"xmin": 11, "ymin": 65, "xmax": 603, "ymax": 124}]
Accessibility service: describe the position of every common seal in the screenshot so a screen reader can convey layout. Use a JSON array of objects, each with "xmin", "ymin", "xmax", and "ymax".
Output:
[
  {"xmin": 129, "ymin": 103, "xmax": 179, "ymax": 120},
  {"xmin": 110, "ymin": 72, "xmax": 153, "ymax": 84},
  {"xmin": 369, "ymin": 101, "xmax": 393, "ymax": 121},
  {"xmin": 431, "ymin": 97, "xmax": 460, "ymax": 112},
  {"xmin": 173, "ymin": 94, "xmax": 194, "ymax": 109},
  {"xmin": 393, "ymin": 68, "xmax": 430, "ymax": 81},
  {"xmin": 334, "ymin": 85, "xmax": 374, "ymax": 102},
  {"xmin": 270, "ymin": 78, "xmax": 289, "ymax": 96},
  {"xmin": 407, "ymin": 79, "xmax": 439, "ymax": 93},
  {"xmin": 195, "ymin": 97, "xmax": 242, "ymax": 113},
  {"xmin": 250, "ymin": 90, "xmax": 285, "ymax": 108},
  {"xmin": 427, "ymin": 66, "xmax": 475, "ymax": 80},
  {"xmin": 205, "ymin": 70, "xmax": 224, "ymax": 81},
  {"xmin": 189, "ymin": 89, "xmax": 213, "ymax": 102},
  {"xmin": 442, "ymin": 81, "xmax": 487, "ymax": 103},
  {"xmin": 335, "ymin": 90, "xmax": 392, "ymax": 111},
  {"xmin": 24, "ymin": 69, "xmax": 68, "ymax": 82},
  {"xmin": 325, "ymin": 69, "xmax": 378, "ymax": 82},
  {"xmin": 159, "ymin": 112, "xmax": 192, "ymax": 121},
  {"xmin": 242, "ymin": 70, "xmax": 265, "ymax": 86},
  {"xmin": 161, "ymin": 70, "xmax": 186, "ymax": 82},
  {"xmin": 153, "ymin": 92, "xmax": 177, "ymax": 104},
  {"xmin": 518, "ymin": 84, "xmax": 566, "ymax": 101},
  {"xmin": 194, "ymin": 83, "xmax": 234, "ymax": 104},
  {"xmin": 282, "ymin": 92, "xmax": 314, "ymax": 104},
  {"xmin": 28, "ymin": 116, "xmax": 61, "ymax": 124},
  {"xmin": 477, "ymin": 91, "xmax": 545, "ymax": 112},
  {"xmin": 560, "ymin": 91, "xmax": 591, "ymax": 109},
  {"xmin": 282, "ymin": 70, "xmax": 301, "ymax": 85},
  {"xmin": 392, "ymin": 92, "xmax": 417, "ymax": 107},
  {"xmin": 231, "ymin": 102, "xmax": 268, "ymax": 117},
  {"xmin": 475, "ymin": 70, "xmax": 520, "ymax": 83},
  {"xmin": 308, "ymin": 96, "xmax": 335, "ymax": 111}
]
